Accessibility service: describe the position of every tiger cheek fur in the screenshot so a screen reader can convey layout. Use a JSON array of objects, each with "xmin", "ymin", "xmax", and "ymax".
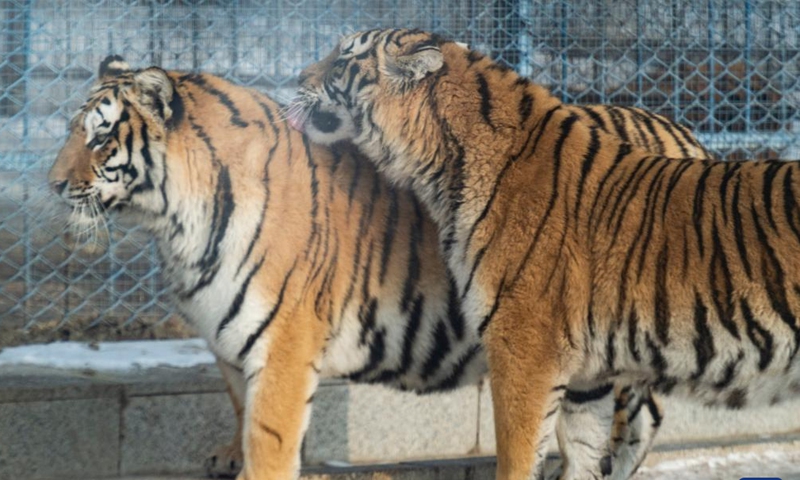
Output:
[{"xmin": 296, "ymin": 28, "xmax": 799, "ymax": 480}]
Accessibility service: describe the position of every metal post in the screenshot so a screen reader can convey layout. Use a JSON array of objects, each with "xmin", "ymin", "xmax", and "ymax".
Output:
[
  {"xmin": 707, "ymin": 0, "xmax": 716, "ymax": 132},
  {"xmin": 492, "ymin": 0, "xmax": 521, "ymax": 69},
  {"xmin": 636, "ymin": 0, "xmax": 644, "ymax": 108},
  {"xmin": 744, "ymin": 0, "xmax": 752, "ymax": 135},
  {"xmin": 560, "ymin": 0, "xmax": 568, "ymax": 102}
]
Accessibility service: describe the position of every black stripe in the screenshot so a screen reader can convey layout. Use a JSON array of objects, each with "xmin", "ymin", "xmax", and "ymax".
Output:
[
  {"xmin": 660, "ymin": 160, "xmax": 694, "ymax": 225},
  {"xmin": 718, "ymin": 162, "xmax": 741, "ymax": 224},
  {"xmin": 709, "ymin": 219, "xmax": 740, "ymax": 339},
  {"xmin": 396, "ymin": 296, "xmax": 425, "ymax": 376},
  {"xmin": 581, "ymin": 106, "xmax": 607, "ymax": 132},
  {"xmin": 605, "ymin": 329, "xmax": 616, "ymax": 371},
  {"xmin": 478, "ymin": 275, "xmax": 506, "ymax": 336},
  {"xmin": 762, "ymin": 161, "xmax": 784, "ymax": 231},
  {"xmin": 216, "ymin": 256, "xmax": 266, "ymax": 337},
  {"xmin": 347, "ymin": 156, "xmax": 362, "ymax": 207},
  {"xmin": 238, "ymin": 262, "xmax": 296, "ymax": 360},
  {"xmin": 431, "ymin": 344, "xmax": 482, "ymax": 392},
  {"xmin": 587, "ymin": 142, "xmax": 631, "ymax": 233},
  {"xmin": 714, "ymin": 350, "xmax": 744, "ymax": 390},
  {"xmin": 564, "ymin": 383, "xmax": 613, "ymax": 404},
  {"xmin": 378, "ymin": 188, "xmax": 399, "ymax": 284},
  {"xmin": 730, "ymin": 174, "xmax": 753, "ymax": 279},
  {"xmin": 183, "ymin": 74, "xmax": 249, "ymax": 127},
  {"xmin": 518, "ymin": 92, "xmax": 533, "ymax": 126},
  {"xmin": 476, "ymin": 73, "xmax": 495, "ymax": 130},
  {"xmin": 625, "ymin": 108, "xmax": 653, "ymax": 151},
  {"xmin": 636, "ymin": 108, "xmax": 689, "ymax": 157},
  {"xmin": 604, "ymin": 157, "xmax": 655, "ymax": 235},
  {"xmin": 348, "ymin": 307, "xmax": 386, "ymax": 381},
  {"xmin": 203, "ymin": 167, "xmax": 234, "ymax": 271},
  {"xmin": 302, "ymin": 136, "xmax": 321, "ymax": 263},
  {"xmin": 646, "ymin": 334, "xmax": 676, "ymax": 394},
  {"xmin": 573, "ymin": 126, "xmax": 601, "ymax": 220},
  {"xmin": 634, "ymin": 163, "xmax": 671, "ymax": 279},
  {"xmin": 739, "ymin": 298, "xmax": 774, "ymax": 371},
  {"xmin": 461, "ymin": 245, "xmax": 487, "ymax": 300},
  {"xmin": 653, "ymin": 243, "xmax": 670, "ymax": 344},
  {"xmin": 420, "ymin": 320, "xmax": 452, "ymax": 381},
  {"xmin": 782, "ymin": 167, "xmax": 800, "ymax": 245},
  {"xmin": 606, "ymin": 106, "xmax": 631, "ymax": 144},
  {"xmin": 446, "ymin": 272, "xmax": 466, "ymax": 340},
  {"xmin": 636, "ymin": 111, "xmax": 666, "ymax": 154},
  {"xmin": 690, "ymin": 291, "xmax": 714, "ymax": 380},
  {"xmin": 400, "ymin": 197, "xmax": 424, "ymax": 312},
  {"xmin": 691, "ymin": 164, "xmax": 714, "ymax": 257}
]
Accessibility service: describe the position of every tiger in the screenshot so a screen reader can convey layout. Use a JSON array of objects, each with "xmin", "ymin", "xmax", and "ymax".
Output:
[
  {"xmin": 47, "ymin": 56, "xmax": 710, "ymax": 480},
  {"xmin": 289, "ymin": 27, "xmax": 800, "ymax": 480}
]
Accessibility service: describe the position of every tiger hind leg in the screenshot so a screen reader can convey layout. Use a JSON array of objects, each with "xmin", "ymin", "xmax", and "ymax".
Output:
[
  {"xmin": 608, "ymin": 384, "xmax": 663, "ymax": 480},
  {"xmin": 205, "ymin": 359, "xmax": 246, "ymax": 478},
  {"xmin": 554, "ymin": 382, "xmax": 616, "ymax": 480}
]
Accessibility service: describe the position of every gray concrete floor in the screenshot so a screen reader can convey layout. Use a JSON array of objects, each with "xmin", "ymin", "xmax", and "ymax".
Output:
[{"xmin": 114, "ymin": 441, "xmax": 800, "ymax": 480}]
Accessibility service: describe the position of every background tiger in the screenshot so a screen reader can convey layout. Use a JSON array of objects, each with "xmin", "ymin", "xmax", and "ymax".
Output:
[
  {"xmin": 291, "ymin": 28, "xmax": 800, "ymax": 480},
  {"xmin": 48, "ymin": 56, "xmax": 710, "ymax": 480}
]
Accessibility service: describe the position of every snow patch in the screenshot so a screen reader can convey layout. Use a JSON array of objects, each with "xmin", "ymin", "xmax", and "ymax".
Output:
[{"xmin": 0, "ymin": 338, "xmax": 216, "ymax": 371}]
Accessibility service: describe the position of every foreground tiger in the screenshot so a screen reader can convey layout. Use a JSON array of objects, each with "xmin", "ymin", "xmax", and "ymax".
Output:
[
  {"xmin": 291, "ymin": 28, "xmax": 800, "ymax": 480},
  {"xmin": 48, "ymin": 57, "xmax": 709, "ymax": 480}
]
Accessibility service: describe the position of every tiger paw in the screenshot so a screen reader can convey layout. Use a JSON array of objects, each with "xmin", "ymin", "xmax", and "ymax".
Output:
[{"xmin": 204, "ymin": 442, "xmax": 243, "ymax": 479}]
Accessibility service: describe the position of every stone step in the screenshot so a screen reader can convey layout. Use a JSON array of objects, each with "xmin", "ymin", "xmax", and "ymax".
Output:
[{"xmin": 3, "ymin": 342, "xmax": 800, "ymax": 479}]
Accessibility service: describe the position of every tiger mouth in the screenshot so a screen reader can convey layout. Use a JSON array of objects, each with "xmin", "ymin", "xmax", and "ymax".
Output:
[{"xmin": 286, "ymin": 105, "xmax": 307, "ymax": 132}]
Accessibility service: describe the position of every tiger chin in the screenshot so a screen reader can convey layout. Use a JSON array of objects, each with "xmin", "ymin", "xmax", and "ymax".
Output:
[{"xmin": 292, "ymin": 28, "xmax": 800, "ymax": 480}]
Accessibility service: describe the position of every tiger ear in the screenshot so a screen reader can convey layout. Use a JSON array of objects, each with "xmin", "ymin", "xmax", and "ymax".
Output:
[
  {"xmin": 386, "ymin": 43, "xmax": 444, "ymax": 84},
  {"xmin": 132, "ymin": 67, "xmax": 174, "ymax": 122},
  {"xmin": 98, "ymin": 55, "xmax": 131, "ymax": 80}
]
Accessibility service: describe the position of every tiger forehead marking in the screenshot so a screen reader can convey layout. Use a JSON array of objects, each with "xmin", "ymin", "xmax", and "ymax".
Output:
[
  {"xmin": 339, "ymin": 29, "xmax": 380, "ymax": 57},
  {"xmin": 82, "ymin": 94, "xmax": 121, "ymax": 148}
]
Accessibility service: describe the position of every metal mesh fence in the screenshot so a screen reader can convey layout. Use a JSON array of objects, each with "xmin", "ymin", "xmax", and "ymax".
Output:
[{"xmin": 1, "ymin": 1, "xmax": 800, "ymax": 343}]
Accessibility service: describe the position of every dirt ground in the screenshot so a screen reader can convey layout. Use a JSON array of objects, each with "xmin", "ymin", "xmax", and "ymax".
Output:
[{"xmin": 0, "ymin": 313, "xmax": 196, "ymax": 349}]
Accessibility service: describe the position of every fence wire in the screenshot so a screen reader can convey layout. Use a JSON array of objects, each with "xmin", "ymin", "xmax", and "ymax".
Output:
[{"xmin": 1, "ymin": 1, "xmax": 800, "ymax": 342}]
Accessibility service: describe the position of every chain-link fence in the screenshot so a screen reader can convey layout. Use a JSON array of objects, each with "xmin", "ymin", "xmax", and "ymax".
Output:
[{"xmin": 2, "ymin": 1, "xmax": 800, "ymax": 345}]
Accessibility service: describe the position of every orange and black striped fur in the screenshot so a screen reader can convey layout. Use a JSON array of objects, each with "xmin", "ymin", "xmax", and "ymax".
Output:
[
  {"xmin": 49, "ymin": 56, "xmax": 710, "ymax": 480},
  {"xmin": 49, "ymin": 57, "xmax": 485, "ymax": 480},
  {"xmin": 292, "ymin": 28, "xmax": 800, "ymax": 480}
]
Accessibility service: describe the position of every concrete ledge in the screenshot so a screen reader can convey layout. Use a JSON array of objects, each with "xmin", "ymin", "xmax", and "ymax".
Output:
[{"xmin": 3, "ymin": 353, "xmax": 800, "ymax": 479}]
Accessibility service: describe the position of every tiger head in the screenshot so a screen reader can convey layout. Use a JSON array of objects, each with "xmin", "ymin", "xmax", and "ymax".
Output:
[
  {"xmin": 289, "ymin": 28, "xmax": 451, "ymax": 149},
  {"xmin": 48, "ymin": 55, "xmax": 178, "ymax": 225}
]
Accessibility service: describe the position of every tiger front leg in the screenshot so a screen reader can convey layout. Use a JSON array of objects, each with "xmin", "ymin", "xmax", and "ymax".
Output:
[
  {"xmin": 237, "ymin": 308, "xmax": 325, "ymax": 480},
  {"xmin": 485, "ymin": 309, "xmax": 571, "ymax": 480}
]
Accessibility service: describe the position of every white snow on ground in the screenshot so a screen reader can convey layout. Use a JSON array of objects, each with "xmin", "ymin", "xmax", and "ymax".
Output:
[
  {"xmin": 0, "ymin": 338, "xmax": 215, "ymax": 371},
  {"xmin": 635, "ymin": 443, "xmax": 800, "ymax": 480}
]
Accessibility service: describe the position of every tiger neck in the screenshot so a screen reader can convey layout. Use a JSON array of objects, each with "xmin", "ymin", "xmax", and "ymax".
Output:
[
  {"xmin": 367, "ymin": 58, "xmax": 563, "ymax": 259},
  {"xmin": 137, "ymin": 131, "xmax": 236, "ymax": 294}
]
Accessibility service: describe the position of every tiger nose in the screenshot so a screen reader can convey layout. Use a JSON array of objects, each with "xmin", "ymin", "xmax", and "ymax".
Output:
[{"xmin": 51, "ymin": 180, "xmax": 68, "ymax": 195}]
